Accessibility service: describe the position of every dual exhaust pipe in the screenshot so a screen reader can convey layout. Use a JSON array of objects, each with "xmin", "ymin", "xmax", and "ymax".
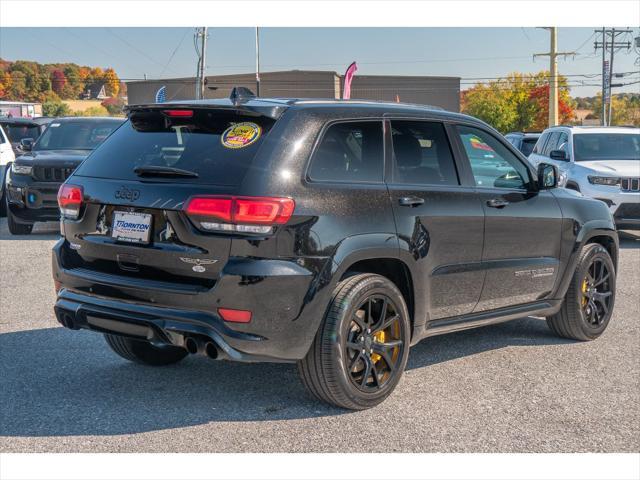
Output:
[{"xmin": 184, "ymin": 336, "xmax": 219, "ymax": 360}]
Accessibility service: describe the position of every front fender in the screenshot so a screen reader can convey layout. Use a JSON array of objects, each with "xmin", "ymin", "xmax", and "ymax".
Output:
[{"xmin": 553, "ymin": 226, "xmax": 619, "ymax": 300}]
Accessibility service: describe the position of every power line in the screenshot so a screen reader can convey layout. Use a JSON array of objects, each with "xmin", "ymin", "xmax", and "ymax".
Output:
[
  {"xmin": 106, "ymin": 28, "xmax": 179, "ymax": 75},
  {"xmin": 158, "ymin": 28, "xmax": 190, "ymax": 78}
]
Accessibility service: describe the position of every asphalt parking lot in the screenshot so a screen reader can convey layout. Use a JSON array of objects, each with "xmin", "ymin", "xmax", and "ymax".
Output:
[{"xmin": 0, "ymin": 218, "xmax": 638, "ymax": 453}]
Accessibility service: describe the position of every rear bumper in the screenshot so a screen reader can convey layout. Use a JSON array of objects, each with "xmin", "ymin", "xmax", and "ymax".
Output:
[
  {"xmin": 52, "ymin": 239, "xmax": 332, "ymax": 362},
  {"xmin": 54, "ymin": 288, "xmax": 285, "ymax": 363}
]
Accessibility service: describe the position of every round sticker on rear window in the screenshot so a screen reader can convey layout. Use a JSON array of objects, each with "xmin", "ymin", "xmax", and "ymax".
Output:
[{"xmin": 221, "ymin": 122, "xmax": 262, "ymax": 149}]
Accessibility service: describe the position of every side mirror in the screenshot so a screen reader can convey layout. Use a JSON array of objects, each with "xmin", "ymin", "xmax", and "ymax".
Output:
[
  {"xmin": 549, "ymin": 149, "xmax": 568, "ymax": 161},
  {"xmin": 538, "ymin": 163, "xmax": 558, "ymax": 189},
  {"xmin": 20, "ymin": 138, "xmax": 34, "ymax": 151}
]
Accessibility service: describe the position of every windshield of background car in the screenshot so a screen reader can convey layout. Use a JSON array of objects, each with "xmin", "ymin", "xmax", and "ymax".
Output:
[
  {"xmin": 1, "ymin": 123, "xmax": 40, "ymax": 143},
  {"xmin": 573, "ymin": 133, "xmax": 640, "ymax": 161},
  {"xmin": 73, "ymin": 109, "xmax": 276, "ymax": 185},
  {"xmin": 34, "ymin": 120, "xmax": 121, "ymax": 151}
]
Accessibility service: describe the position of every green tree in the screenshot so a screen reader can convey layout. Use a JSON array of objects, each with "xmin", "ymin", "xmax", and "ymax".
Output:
[
  {"xmin": 43, "ymin": 100, "xmax": 72, "ymax": 117},
  {"xmin": 590, "ymin": 94, "xmax": 640, "ymax": 126},
  {"xmin": 461, "ymin": 71, "xmax": 575, "ymax": 133},
  {"xmin": 79, "ymin": 105, "xmax": 109, "ymax": 117}
]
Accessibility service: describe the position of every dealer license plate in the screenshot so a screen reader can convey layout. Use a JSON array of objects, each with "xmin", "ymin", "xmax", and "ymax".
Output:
[{"xmin": 111, "ymin": 211, "xmax": 152, "ymax": 244}]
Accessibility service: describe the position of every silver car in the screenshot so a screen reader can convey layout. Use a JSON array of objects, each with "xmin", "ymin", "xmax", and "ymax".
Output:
[{"xmin": 528, "ymin": 126, "xmax": 640, "ymax": 230}]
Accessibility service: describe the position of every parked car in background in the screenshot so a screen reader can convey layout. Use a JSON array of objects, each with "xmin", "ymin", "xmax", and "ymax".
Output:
[
  {"xmin": 0, "ymin": 124, "xmax": 16, "ymax": 216},
  {"xmin": 52, "ymin": 96, "xmax": 618, "ymax": 409},
  {"xmin": 504, "ymin": 132, "xmax": 541, "ymax": 157},
  {"xmin": 5, "ymin": 117, "xmax": 124, "ymax": 234},
  {"xmin": 0, "ymin": 116, "xmax": 53, "ymax": 155},
  {"xmin": 528, "ymin": 126, "xmax": 640, "ymax": 230}
]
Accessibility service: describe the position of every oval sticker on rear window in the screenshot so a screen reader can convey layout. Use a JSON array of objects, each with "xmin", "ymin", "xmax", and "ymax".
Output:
[{"xmin": 221, "ymin": 122, "xmax": 262, "ymax": 149}]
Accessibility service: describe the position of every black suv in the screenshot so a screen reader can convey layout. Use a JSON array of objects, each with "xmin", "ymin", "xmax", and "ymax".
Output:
[
  {"xmin": 6, "ymin": 116, "xmax": 123, "ymax": 234},
  {"xmin": 504, "ymin": 131, "xmax": 541, "ymax": 157},
  {"xmin": 0, "ymin": 116, "xmax": 52, "ymax": 155},
  {"xmin": 53, "ymin": 96, "xmax": 618, "ymax": 410}
]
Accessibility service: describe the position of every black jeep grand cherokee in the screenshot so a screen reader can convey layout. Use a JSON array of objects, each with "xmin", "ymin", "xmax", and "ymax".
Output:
[
  {"xmin": 6, "ymin": 116, "xmax": 123, "ymax": 234},
  {"xmin": 53, "ymin": 96, "xmax": 618, "ymax": 409}
]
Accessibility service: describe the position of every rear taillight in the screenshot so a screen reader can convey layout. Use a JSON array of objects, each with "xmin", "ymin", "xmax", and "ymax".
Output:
[
  {"xmin": 185, "ymin": 196, "xmax": 294, "ymax": 234},
  {"xmin": 57, "ymin": 184, "xmax": 83, "ymax": 220}
]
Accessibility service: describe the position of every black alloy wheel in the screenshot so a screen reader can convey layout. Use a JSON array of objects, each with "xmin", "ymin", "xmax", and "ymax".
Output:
[
  {"xmin": 581, "ymin": 257, "xmax": 613, "ymax": 326},
  {"xmin": 344, "ymin": 295, "xmax": 404, "ymax": 392}
]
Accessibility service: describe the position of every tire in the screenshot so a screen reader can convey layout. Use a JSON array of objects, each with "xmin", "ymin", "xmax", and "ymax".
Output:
[
  {"xmin": 298, "ymin": 273, "xmax": 411, "ymax": 410},
  {"xmin": 104, "ymin": 333, "xmax": 188, "ymax": 366},
  {"xmin": 0, "ymin": 188, "xmax": 6, "ymax": 217},
  {"xmin": 546, "ymin": 243, "xmax": 616, "ymax": 341},
  {"xmin": 7, "ymin": 209, "xmax": 33, "ymax": 235},
  {"xmin": 0, "ymin": 167, "xmax": 7, "ymax": 217}
]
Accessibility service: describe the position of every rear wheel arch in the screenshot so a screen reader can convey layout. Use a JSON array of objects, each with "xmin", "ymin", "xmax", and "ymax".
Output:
[{"xmin": 339, "ymin": 257, "xmax": 414, "ymax": 333}]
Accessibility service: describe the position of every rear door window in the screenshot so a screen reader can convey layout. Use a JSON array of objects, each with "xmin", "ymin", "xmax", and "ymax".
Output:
[
  {"xmin": 542, "ymin": 132, "xmax": 561, "ymax": 156},
  {"xmin": 308, "ymin": 121, "xmax": 383, "ymax": 183},
  {"xmin": 390, "ymin": 120, "xmax": 459, "ymax": 185},
  {"xmin": 532, "ymin": 132, "xmax": 549, "ymax": 154},
  {"xmin": 74, "ymin": 109, "xmax": 275, "ymax": 185}
]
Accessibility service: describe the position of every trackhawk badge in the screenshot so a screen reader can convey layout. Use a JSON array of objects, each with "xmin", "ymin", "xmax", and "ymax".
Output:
[{"xmin": 179, "ymin": 257, "xmax": 218, "ymax": 273}]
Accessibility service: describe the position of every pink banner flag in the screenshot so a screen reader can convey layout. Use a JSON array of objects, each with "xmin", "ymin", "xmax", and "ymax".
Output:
[{"xmin": 342, "ymin": 61, "xmax": 358, "ymax": 100}]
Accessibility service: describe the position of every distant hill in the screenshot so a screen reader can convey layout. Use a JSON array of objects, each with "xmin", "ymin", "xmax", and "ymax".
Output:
[{"xmin": 574, "ymin": 93, "xmax": 640, "ymax": 110}]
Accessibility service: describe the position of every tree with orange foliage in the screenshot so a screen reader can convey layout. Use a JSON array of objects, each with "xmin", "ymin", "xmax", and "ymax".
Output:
[
  {"xmin": 461, "ymin": 71, "xmax": 575, "ymax": 133},
  {"xmin": 103, "ymin": 68, "xmax": 120, "ymax": 97}
]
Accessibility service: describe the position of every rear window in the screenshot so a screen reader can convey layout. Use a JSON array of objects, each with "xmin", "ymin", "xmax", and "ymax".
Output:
[
  {"xmin": 35, "ymin": 120, "xmax": 121, "ymax": 151},
  {"xmin": 521, "ymin": 138, "xmax": 538, "ymax": 156},
  {"xmin": 74, "ymin": 110, "xmax": 275, "ymax": 185},
  {"xmin": 1, "ymin": 123, "xmax": 40, "ymax": 143}
]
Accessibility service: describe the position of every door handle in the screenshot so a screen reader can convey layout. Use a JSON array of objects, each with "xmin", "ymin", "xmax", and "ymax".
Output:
[
  {"xmin": 398, "ymin": 196, "xmax": 425, "ymax": 207},
  {"xmin": 486, "ymin": 198, "xmax": 509, "ymax": 209}
]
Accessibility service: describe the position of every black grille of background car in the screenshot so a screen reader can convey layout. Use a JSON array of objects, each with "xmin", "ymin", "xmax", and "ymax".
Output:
[
  {"xmin": 32, "ymin": 166, "xmax": 75, "ymax": 182},
  {"xmin": 621, "ymin": 178, "xmax": 640, "ymax": 192},
  {"xmin": 614, "ymin": 203, "xmax": 640, "ymax": 219}
]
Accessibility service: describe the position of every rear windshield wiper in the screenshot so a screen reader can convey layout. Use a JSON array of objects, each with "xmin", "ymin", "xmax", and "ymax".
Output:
[{"xmin": 134, "ymin": 165, "xmax": 199, "ymax": 178}]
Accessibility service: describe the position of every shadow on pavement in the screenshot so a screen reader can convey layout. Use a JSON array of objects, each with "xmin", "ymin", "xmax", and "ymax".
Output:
[
  {"xmin": 0, "ymin": 315, "xmax": 571, "ymax": 438},
  {"xmin": 0, "ymin": 218, "xmax": 60, "ymax": 241},
  {"xmin": 618, "ymin": 230, "xmax": 639, "ymax": 249}
]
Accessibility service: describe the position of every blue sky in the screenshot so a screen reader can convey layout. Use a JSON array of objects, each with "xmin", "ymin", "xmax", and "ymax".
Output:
[{"xmin": 1, "ymin": 27, "xmax": 638, "ymax": 96}]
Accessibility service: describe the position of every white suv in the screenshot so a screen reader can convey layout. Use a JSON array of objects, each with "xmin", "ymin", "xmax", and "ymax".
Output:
[
  {"xmin": 528, "ymin": 126, "xmax": 640, "ymax": 230},
  {"xmin": 0, "ymin": 125, "xmax": 16, "ymax": 216}
]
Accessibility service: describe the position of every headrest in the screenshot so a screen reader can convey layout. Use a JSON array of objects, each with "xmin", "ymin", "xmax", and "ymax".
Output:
[{"xmin": 394, "ymin": 135, "xmax": 422, "ymax": 168}]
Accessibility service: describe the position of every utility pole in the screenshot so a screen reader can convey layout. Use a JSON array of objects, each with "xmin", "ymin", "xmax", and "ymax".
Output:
[
  {"xmin": 608, "ymin": 28, "xmax": 615, "ymax": 124},
  {"xmin": 255, "ymin": 27, "xmax": 261, "ymax": 96},
  {"xmin": 594, "ymin": 28, "xmax": 632, "ymax": 126},
  {"xmin": 600, "ymin": 27, "xmax": 607, "ymax": 125},
  {"xmin": 194, "ymin": 27, "xmax": 208, "ymax": 100},
  {"xmin": 534, "ymin": 27, "xmax": 575, "ymax": 128}
]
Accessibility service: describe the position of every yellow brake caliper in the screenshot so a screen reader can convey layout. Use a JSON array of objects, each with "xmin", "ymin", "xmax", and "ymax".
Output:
[
  {"xmin": 371, "ymin": 330, "xmax": 385, "ymax": 363},
  {"xmin": 581, "ymin": 278, "xmax": 589, "ymax": 307}
]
